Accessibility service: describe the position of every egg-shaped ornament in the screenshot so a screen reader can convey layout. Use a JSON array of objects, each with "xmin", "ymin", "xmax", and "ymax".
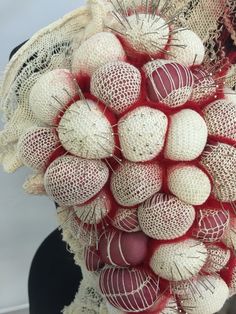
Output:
[
  {"xmin": 178, "ymin": 275, "xmax": 229, "ymax": 314},
  {"xmin": 118, "ymin": 106, "xmax": 168, "ymax": 162},
  {"xmin": 44, "ymin": 156, "xmax": 109, "ymax": 206},
  {"xmin": 98, "ymin": 229, "xmax": 148, "ymax": 266},
  {"xmin": 17, "ymin": 127, "xmax": 59, "ymax": 170},
  {"xmin": 149, "ymin": 239, "xmax": 207, "ymax": 281},
  {"xmin": 202, "ymin": 244, "xmax": 231, "ymax": 273},
  {"xmin": 72, "ymin": 32, "xmax": 126, "ymax": 76},
  {"xmin": 201, "ymin": 143, "xmax": 236, "ymax": 202},
  {"xmin": 145, "ymin": 295, "xmax": 179, "ymax": 313},
  {"xmin": 114, "ymin": 12, "xmax": 169, "ymax": 57},
  {"xmin": 192, "ymin": 209, "xmax": 229, "ymax": 242},
  {"xmin": 167, "ymin": 165, "xmax": 211, "ymax": 205},
  {"xmin": 138, "ymin": 193, "xmax": 195, "ymax": 240},
  {"xmin": 58, "ymin": 99, "xmax": 115, "ymax": 159},
  {"xmin": 84, "ymin": 245, "xmax": 104, "ymax": 271},
  {"xmin": 111, "ymin": 207, "xmax": 140, "ymax": 232},
  {"xmin": 91, "ymin": 61, "xmax": 141, "ymax": 114},
  {"xmin": 99, "ymin": 267, "xmax": 160, "ymax": 312},
  {"xmin": 191, "ymin": 67, "xmax": 216, "ymax": 102},
  {"xmin": 203, "ymin": 99, "xmax": 236, "ymax": 141},
  {"xmin": 29, "ymin": 69, "xmax": 77, "ymax": 125},
  {"xmin": 164, "ymin": 109, "xmax": 208, "ymax": 161},
  {"xmin": 110, "ymin": 161, "xmax": 163, "ymax": 206},
  {"xmin": 168, "ymin": 29, "xmax": 205, "ymax": 66},
  {"xmin": 143, "ymin": 59, "xmax": 194, "ymax": 107}
]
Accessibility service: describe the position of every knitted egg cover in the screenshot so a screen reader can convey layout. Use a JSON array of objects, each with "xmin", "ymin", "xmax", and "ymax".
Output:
[{"xmin": 1, "ymin": 1, "xmax": 236, "ymax": 314}]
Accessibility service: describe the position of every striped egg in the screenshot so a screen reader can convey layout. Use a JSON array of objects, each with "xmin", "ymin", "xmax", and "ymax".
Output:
[{"xmin": 143, "ymin": 59, "xmax": 194, "ymax": 107}]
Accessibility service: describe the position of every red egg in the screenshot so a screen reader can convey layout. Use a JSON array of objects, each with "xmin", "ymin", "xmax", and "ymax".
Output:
[
  {"xmin": 111, "ymin": 207, "xmax": 140, "ymax": 232},
  {"xmin": 98, "ymin": 229, "xmax": 148, "ymax": 266},
  {"xmin": 143, "ymin": 60, "xmax": 193, "ymax": 107},
  {"xmin": 192, "ymin": 209, "xmax": 229, "ymax": 242},
  {"xmin": 99, "ymin": 267, "xmax": 160, "ymax": 312},
  {"xmin": 84, "ymin": 246, "xmax": 104, "ymax": 271}
]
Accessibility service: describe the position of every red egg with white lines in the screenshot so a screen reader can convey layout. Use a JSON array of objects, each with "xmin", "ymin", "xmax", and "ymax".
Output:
[
  {"xmin": 143, "ymin": 60, "xmax": 193, "ymax": 107},
  {"xmin": 111, "ymin": 207, "xmax": 140, "ymax": 232},
  {"xmin": 84, "ymin": 246, "xmax": 104, "ymax": 271},
  {"xmin": 98, "ymin": 228, "xmax": 148, "ymax": 266},
  {"xmin": 99, "ymin": 267, "xmax": 160, "ymax": 312}
]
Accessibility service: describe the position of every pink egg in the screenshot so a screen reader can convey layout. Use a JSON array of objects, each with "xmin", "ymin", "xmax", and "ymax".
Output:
[
  {"xmin": 143, "ymin": 60, "xmax": 193, "ymax": 107},
  {"xmin": 192, "ymin": 209, "xmax": 229, "ymax": 242},
  {"xmin": 111, "ymin": 207, "xmax": 141, "ymax": 232},
  {"xmin": 99, "ymin": 267, "xmax": 160, "ymax": 312},
  {"xmin": 98, "ymin": 229, "xmax": 148, "ymax": 266},
  {"xmin": 84, "ymin": 246, "xmax": 104, "ymax": 271}
]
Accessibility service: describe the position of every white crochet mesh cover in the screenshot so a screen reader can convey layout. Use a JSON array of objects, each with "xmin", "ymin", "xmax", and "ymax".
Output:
[
  {"xmin": 58, "ymin": 100, "xmax": 115, "ymax": 159},
  {"xmin": 138, "ymin": 193, "xmax": 195, "ymax": 240},
  {"xmin": 44, "ymin": 156, "xmax": 109, "ymax": 206},
  {"xmin": 149, "ymin": 239, "xmax": 207, "ymax": 281},
  {"xmin": 17, "ymin": 126, "xmax": 59, "ymax": 170},
  {"xmin": 202, "ymin": 245, "xmax": 231, "ymax": 273},
  {"xmin": 72, "ymin": 31, "xmax": 125, "ymax": 76},
  {"xmin": 91, "ymin": 61, "xmax": 141, "ymax": 114},
  {"xmin": 167, "ymin": 165, "xmax": 212, "ymax": 205},
  {"xmin": 118, "ymin": 106, "xmax": 168, "ymax": 162},
  {"xmin": 201, "ymin": 143, "xmax": 236, "ymax": 202},
  {"xmin": 110, "ymin": 161, "xmax": 163, "ymax": 206},
  {"xmin": 164, "ymin": 109, "xmax": 208, "ymax": 161},
  {"xmin": 1, "ymin": 0, "xmax": 236, "ymax": 313},
  {"xmin": 203, "ymin": 99, "xmax": 236, "ymax": 141}
]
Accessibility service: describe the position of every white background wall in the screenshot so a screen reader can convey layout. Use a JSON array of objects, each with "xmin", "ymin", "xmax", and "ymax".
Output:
[{"xmin": 0, "ymin": 0, "xmax": 85, "ymax": 311}]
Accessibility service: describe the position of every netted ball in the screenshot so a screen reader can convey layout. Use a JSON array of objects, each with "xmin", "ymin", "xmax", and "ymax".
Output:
[
  {"xmin": 146, "ymin": 295, "xmax": 178, "ymax": 313},
  {"xmin": 229, "ymin": 266, "xmax": 236, "ymax": 296},
  {"xmin": 112, "ymin": 207, "xmax": 140, "ymax": 232},
  {"xmin": 149, "ymin": 239, "xmax": 207, "ymax": 281},
  {"xmin": 116, "ymin": 13, "xmax": 169, "ymax": 55},
  {"xmin": 164, "ymin": 109, "xmax": 208, "ymax": 161},
  {"xmin": 58, "ymin": 100, "xmax": 115, "ymax": 159},
  {"xmin": 72, "ymin": 32, "xmax": 126, "ymax": 76},
  {"xmin": 143, "ymin": 60, "xmax": 193, "ymax": 107},
  {"xmin": 222, "ymin": 217, "xmax": 236, "ymax": 250},
  {"xmin": 178, "ymin": 275, "xmax": 229, "ymax": 314},
  {"xmin": 202, "ymin": 245, "xmax": 231, "ymax": 273},
  {"xmin": 98, "ymin": 229, "xmax": 148, "ymax": 266},
  {"xmin": 167, "ymin": 165, "xmax": 211, "ymax": 205},
  {"xmin": 99, "ymin": 267, "xmax": 160, "ymax": 312},
  {"xmin": 118, "ymin": 106, "xmax": 168, "ymax": 162},
  {"xmin": 69, "ymin": 214, "xmax": 97, "ymax": 245},
  {"xmin": 168, "ymin": 29, "xmax": 205, "ymax": 66},
  {"xmin": 84, "ymin": 246, "xmax": 104, "ymax": 271},
  {"xmin": 192, "ymin": 209, "xmax": 229, "ymax": 242},
  {"xmin": 44, "ymin": 156, "xmax": 109, "ymax": 206},
  {"xmin": 17, "ymin": 127, "xmax": 59, "ymax": 170},
  {"xmin": 138, "ymin": 193, "xmax": 195, "ymax": 240},
  {"xmin": 74, "ymin": 189, "xmax": 112, "ymax": 225},
  {"xmin": 203, "ymin": 99, "xmax": 236, "ymax": 141},
  {"xmin": 191, "ymin": 68, "xmax": 216, "ymax": 102},
  {"xmin": 111, "ymin": 161, "xmax": 162, "ymax": 206},
  {"xmin": 91, "ymin": 61, "xmax": 141, "ymax": 114},
  {"xmin": 29, "ymin": 69, "xmax": 77, "ymax": 125},
  {"xmin": 201, "ymin": 143, "xmax": 236, "ymax": 202}
]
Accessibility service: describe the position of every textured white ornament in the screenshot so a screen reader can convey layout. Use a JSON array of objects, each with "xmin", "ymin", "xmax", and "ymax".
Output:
[
  {"xmin": 201, "ymin": 143, "xmax": 236, "ymax": 202},
  {"xmin": 178, "ymin": 275, "xmax": 229, "ymax": 314},
  {"xmin": 167, "ymin": 165, "xmax": 211, "ymax": 205},
  {"xmin": 203, "ymin": 99, "xmax": 236, "ymax": 140},
  {"xmin": 111, "ymin": 161, "xmax": 162, "ymax": 206},
  {"xmin": 168, "ymin": 29, "xmax": 205, "ymax": 66},
  {"xmin": 91, "ymin": 61, "xmax": 141, "ymax": 114},
  {"xmin": 149, "ymin": 239, "xmax": 207, "ymax": 281},
  {"xmin": 116, "ymin": 13, "xmax": 169, "ymax": 55},
  {"xmin": 29, "ymin": 69, "xmax": 77, "ymax": 125},
  {"xmin": 118, "ymin": 106, "xmax": 168, "ymax": 162},
  {"xmin": 72, "ymin": 32, "xmax": 126, "ymax": 76},
  {"xmin": 138, "ymin": 193, "xmax": 195, "ymax": 240},
  {"xmin": 202, "ymin": 245, "xmax": 230, "ymax": 273},
  {"xmin": 164, "ymin": 109, "xmax": 208, "ymax": 160},
  {"xmin": 191, "ymin": 68, "xmax": 216, "ymax": 102},
  {"xmin": 58, "ymin": 100, "xmax": 115, "ymax": 159},
  {"xmin": 44, "ymin": 156, "xmax": 109, "ymax": 206},
  {"xmin": 17, "ymin": 127, "xmax": 59, "ymax": 170}
]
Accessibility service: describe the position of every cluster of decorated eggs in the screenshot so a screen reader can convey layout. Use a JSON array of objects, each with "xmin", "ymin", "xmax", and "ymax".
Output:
[{"xmin": 17, "ymin": 6, "xmax": 236, "ymax": 314}]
